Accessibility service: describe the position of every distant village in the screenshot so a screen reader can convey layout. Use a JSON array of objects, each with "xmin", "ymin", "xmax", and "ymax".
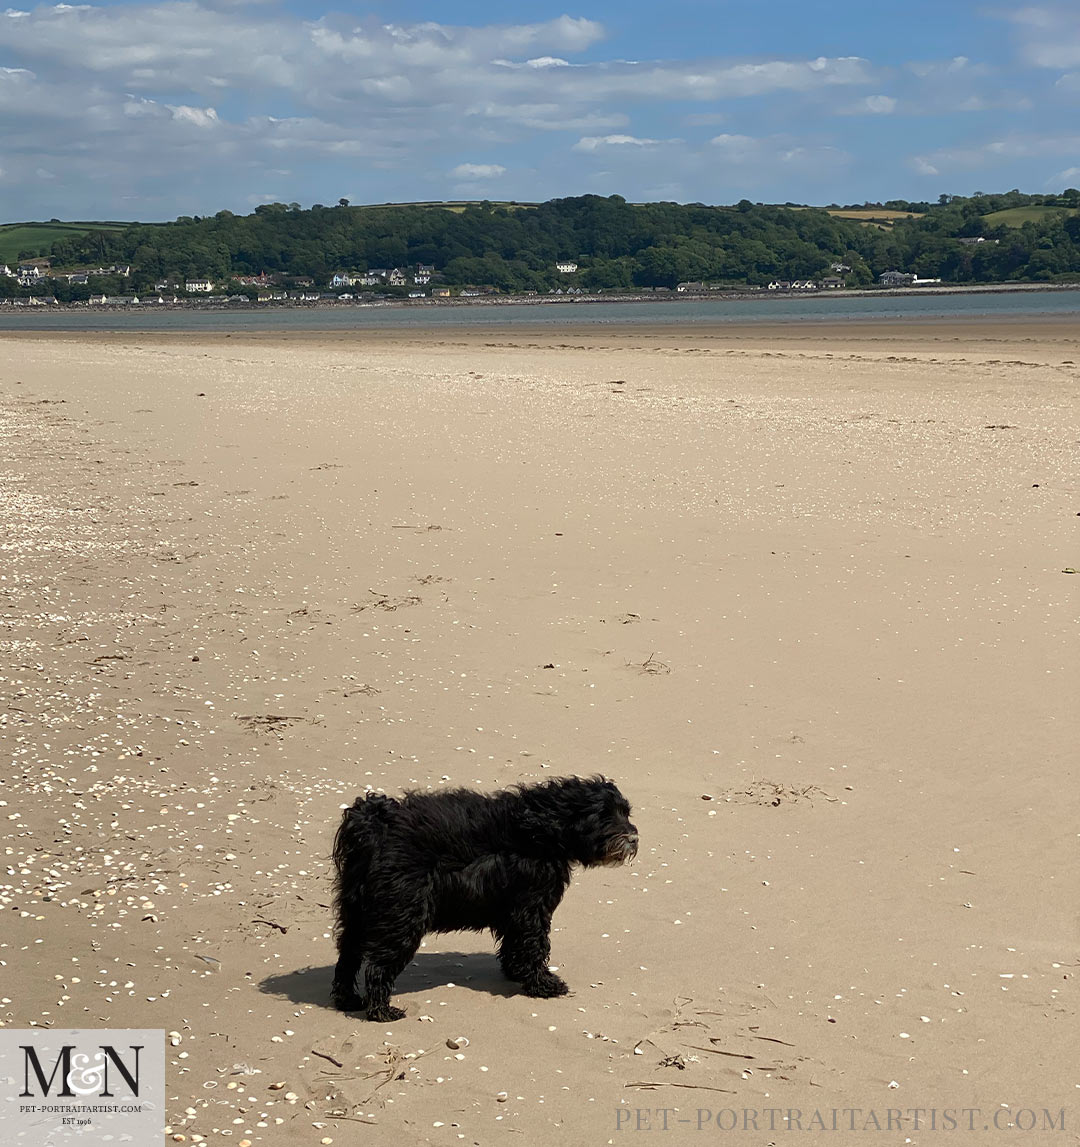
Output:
[{"xmin": 1, "ymin": 255, "xmax": 947, "ymax": 307}]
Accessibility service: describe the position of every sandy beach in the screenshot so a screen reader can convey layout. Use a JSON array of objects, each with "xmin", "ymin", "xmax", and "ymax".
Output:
[{"xmin": 2, "ymin": 320, "xmax": 1077, "ymax": 1145}]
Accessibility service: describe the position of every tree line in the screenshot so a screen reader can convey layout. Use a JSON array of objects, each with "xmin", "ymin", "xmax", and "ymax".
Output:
[{"xmin": 5, "ymin": 189, "xmax": 1080, "ymax": 301}]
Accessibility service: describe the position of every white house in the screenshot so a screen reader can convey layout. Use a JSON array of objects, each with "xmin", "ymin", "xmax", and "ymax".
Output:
[
  {"xmin": 387, "ymin": 268, "xmax": 407, "ymax": 286},
  {"xmin": 185, "ymin": 279, "xmax": 214, "ymax": 293},
  {"xmin": 330, "ymin": 271, "xmax": 359, "ymax": 288},
  {"xmin": 555, "ymin": 261, "xmax": 578, "ymax": 273}
]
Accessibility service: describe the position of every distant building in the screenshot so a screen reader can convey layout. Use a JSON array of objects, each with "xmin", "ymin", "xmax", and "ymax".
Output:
[
  {"xmin": 17, "ymin": 264, "xmax": 44, "ymax": 285},
  {"xmin": 555, "ymin": 261, "xmax": 578, "ymax": 273},
  {"xmin": 185, "ymin": 279, "xmax": 214, "ymax": 293},
  {"xmin": 878, "ymin": 271, "xmax": 915, "ymax": 287}
]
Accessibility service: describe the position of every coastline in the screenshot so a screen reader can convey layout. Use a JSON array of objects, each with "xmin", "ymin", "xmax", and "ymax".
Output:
[
  {"xmin": 4, "ymin": 312, "xmax": 1080, "ymax": 361},
  {"xmin": 3, "ymin": 277, "xmax": 1079, "ymax": 318}
]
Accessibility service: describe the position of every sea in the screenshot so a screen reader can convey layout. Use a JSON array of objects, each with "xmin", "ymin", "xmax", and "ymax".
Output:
[{"xmin": 1, "ymin": 288, "xmax": 1080, "ymax": 332}]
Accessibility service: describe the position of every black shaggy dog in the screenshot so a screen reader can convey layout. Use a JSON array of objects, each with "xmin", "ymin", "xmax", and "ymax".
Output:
[{"xmin": 330, "ymin": 776, "xmax": 638, "ymax": 1021}]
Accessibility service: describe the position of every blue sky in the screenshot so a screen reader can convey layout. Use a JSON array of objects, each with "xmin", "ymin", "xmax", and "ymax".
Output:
[{"xmin": 2, "ymin": 0, "xmax": 1080, "ymax": 220}]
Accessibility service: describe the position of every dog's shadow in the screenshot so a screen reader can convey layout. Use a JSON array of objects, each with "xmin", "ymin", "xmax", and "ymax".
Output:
[{"xmin": 260, "ymin": 951, "xmax": 518, "ymax": 1010}]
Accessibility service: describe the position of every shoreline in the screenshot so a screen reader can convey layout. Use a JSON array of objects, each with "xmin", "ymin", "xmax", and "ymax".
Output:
[
  {"xmin": 3, "ymin": 312, "xmax": 1079, "ymax": 359},
  {"xmin": 2, "ymin": 277, "xmax": 1079, "ymax": 319}
]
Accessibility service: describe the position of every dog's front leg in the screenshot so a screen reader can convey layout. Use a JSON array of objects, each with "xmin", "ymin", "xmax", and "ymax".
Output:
[{"xmin": 497, "ymin": 907, "xmax": 569, "ymax": 998}]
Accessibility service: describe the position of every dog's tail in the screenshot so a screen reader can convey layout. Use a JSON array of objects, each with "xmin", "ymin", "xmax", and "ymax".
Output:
[{"xmin": 332, "ymin": 793, "xmax": 395, "ymax": 919}]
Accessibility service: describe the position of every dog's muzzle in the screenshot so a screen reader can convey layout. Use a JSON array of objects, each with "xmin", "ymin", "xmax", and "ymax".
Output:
[{"xmin": 604, "ymin": 833, "xmax": 639, "ymax": 865}]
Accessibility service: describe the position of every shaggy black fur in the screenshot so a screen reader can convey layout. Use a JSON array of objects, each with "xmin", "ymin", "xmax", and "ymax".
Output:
[{"xmin": 330, "ymin": 775, "xmax": 638, "ymax": 1021}]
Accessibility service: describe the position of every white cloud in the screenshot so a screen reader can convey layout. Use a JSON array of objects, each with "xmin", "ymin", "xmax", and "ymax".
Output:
[
  {"xmin": 709, "ymin": 132, "xmax": 847, "ymax": 169},
  {"xmin": 906, "ymin": 56, "xmax": 985, "ymax": 78},
  {"xmin": 169, "ymin": 104, "xmax": 219, "ymax": 128},
  {"xmin": 1006, "ymin": 5, "xmax": 1080, "ymax": 69},
  {"xmin": 861, "ymin": 94, "xmax": 897, "ymax": 114},
  {"xmin": 573, "ymin": 133, "xmax": 660, "ymax": 151},
  {"xmin": 1047, "ymin": 165, "xmax": 1080, "ymax": 186},
  {"xmin": 912, "ymin": 132, "xmax": 1080, "ymax": 174},
  {"xmin": 572, "ymin": 130, "xmax": 849, "ymax": 202},
  {"xmin": 466, "ymin": 102, "xmax": 628, "ymax": 133},
  {"xmin": 450, "ymin": 163, "xmax": 506, "ymax": 179},
  {"xmin": 493, "ymin": 55, "xmax": 571, "ymax": 69}
]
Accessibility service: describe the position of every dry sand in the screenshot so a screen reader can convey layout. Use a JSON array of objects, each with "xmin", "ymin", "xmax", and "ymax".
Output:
[{"xmin": 1, "ymin": 320, "xmax": 1078, "ymax": 1146}]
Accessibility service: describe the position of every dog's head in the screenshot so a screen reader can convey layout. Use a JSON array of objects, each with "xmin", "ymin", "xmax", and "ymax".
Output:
[{"xmin": 546, "ymin": 776, "xmax": 639, "ymax": 868}]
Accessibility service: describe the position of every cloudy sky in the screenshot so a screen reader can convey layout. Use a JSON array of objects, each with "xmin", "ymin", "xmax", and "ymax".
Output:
[{"xmin": 3, "ymin": 0, "xmax": 1080, "ymax": 220}]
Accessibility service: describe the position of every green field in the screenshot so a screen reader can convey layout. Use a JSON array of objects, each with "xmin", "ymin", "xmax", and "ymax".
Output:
[
  {"xmin": 981, "ymin": 205, "xmax": 1079, "ymax": 228},
  {"xmin": 824, "ymin": 208, "xmax": 924, "ymax": 230},
  {"xmin": 0, "ymin": 221, "xmax": 133, "ymax": 264}
]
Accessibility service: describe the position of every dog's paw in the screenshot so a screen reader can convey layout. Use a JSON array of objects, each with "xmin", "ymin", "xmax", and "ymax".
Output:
[
  {"xmin": 366, "ymin": 1003, "xmax": 407, "ymax": 1023},
  {"xmin": 522, "ymin": 972, "xmax": 569, "ymax": 999}
]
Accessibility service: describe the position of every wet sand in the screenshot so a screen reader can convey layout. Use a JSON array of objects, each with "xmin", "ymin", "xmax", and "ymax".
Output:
[{"xmin": 2, "ymin": 321, "xmax": 1077, "ymax": 1145}]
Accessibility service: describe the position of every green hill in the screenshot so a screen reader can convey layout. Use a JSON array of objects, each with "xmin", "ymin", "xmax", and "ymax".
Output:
[
  {"xmin": 0, "ymin": 221, "xmax": 135, "ymax": 264},
  {"xmin": 981, "ymin": 205, "xmax": 1079, "ymax": 228},
  {"xmin": 6, "ymin": 190, "xmax": 1080, "ymax": 296}
]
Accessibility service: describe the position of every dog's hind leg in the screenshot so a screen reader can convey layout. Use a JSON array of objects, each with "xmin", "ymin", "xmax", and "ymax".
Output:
[
  {"xmin": 363, "ymin": 924, "xmax": 424, "ymax": 1023},
  {"xmin": 330, "ymin": 919, "xmax": 368, "ymax": 1011}
]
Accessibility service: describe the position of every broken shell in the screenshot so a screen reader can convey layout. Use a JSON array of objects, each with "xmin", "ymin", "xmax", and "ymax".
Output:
[{"xmin": 445, "ymin": 1036, "xmax": 470, "ymax": 1050}]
